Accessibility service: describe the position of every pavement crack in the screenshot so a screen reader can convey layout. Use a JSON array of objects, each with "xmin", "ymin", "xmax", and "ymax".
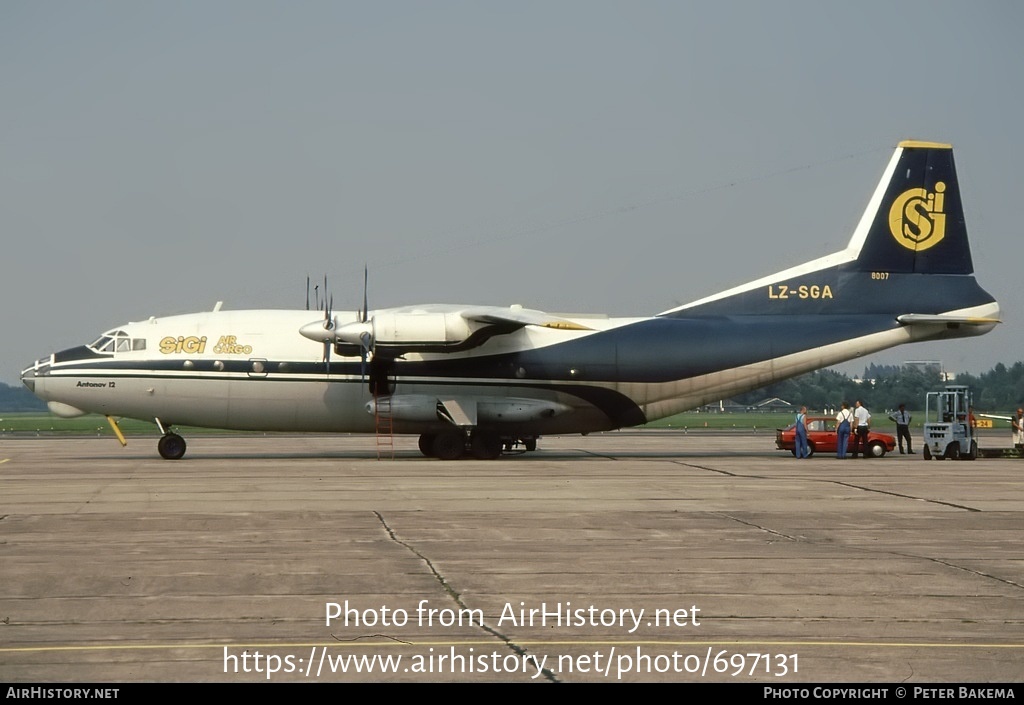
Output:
[
  {"xmin": 892, "ymin": 551, "xmax": 1024, "ymax": 591},
  {"xmin": 673, "ymin": 460, "xmax": 743, "ymax": 476},
  {"xmin": 828, "ymin": 481, "xmax": 982, "ymax": 511},
  {"xmin": 373, "ymin": 511, "xmax": 560, "ymax": 682},
  {"xmin": 373, "ymin": 511, "xmax": 461, "ymax": 604},
  {"xmin": 713, "ymin": 514, "xmax": 1022, "ymax": 591},
  {"xmin": 713, "ymin": 512, "xmax": 803, "ymax": 541},
  {"xmin": 676, "ymin": 464, "xmax": 982, "ymax": 511}
]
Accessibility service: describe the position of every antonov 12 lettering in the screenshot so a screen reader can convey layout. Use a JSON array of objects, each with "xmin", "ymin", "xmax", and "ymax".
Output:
[{"xmin": 22, "ymin": 141, "xmax": 1000, "ymax": 460}]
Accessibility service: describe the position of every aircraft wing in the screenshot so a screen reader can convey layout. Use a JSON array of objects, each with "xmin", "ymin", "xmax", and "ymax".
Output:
[{"xmin": 460, "ymin": 305, "xmax": 594, "ymax": 331}]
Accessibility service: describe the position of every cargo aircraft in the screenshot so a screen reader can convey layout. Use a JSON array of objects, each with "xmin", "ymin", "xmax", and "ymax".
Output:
[{"xmin": 21, "ymin": 141, "xmax": 1000, "ymax": 460}]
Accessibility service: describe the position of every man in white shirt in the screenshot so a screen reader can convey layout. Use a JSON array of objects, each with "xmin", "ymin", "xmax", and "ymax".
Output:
[{"xmin": 850, "ymin": 400, "xmax": 871, "ymax": 459}]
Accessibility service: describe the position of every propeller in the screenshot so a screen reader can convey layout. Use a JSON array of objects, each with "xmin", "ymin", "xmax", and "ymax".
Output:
[
  {"xmin": 298, "ymin": 269, "xmax": 374, "ymax": 379},
  {"xmin": 297, "ymin": 275, "xmax": 336, "ymax": 373},
  {"xmin": 331, "ymin": 265, "xmax": 375, "ymax": 380},
  {"xmin": 321, "ymin": 283, "xmax": 334, "ymax": 373}
]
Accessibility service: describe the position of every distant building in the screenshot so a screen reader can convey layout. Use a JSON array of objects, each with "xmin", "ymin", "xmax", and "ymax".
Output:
[
  {"xmin": 698, "ymin": 399, "xmax": 746, "ymax": 413},
  {"xmin": 698, "ymin": 397, "xmax": 794, "ymax": 413},
  {"xmin": 751, "ymin": 397, "xmax": 796, "ymax": 412}
]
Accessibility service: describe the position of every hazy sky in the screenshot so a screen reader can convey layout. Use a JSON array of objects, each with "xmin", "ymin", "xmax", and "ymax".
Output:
[{"xmin": 3, "ymin": 1, "xmax": 1022, "ymax": 385}]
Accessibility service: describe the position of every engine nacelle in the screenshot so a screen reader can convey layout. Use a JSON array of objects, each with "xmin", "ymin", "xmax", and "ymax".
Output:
[
  {"xmin": 373, "ymin": 311, "xmax": 474, "ymax": 347},
  {"xmin": 331, "ymin": 311, "xmax": 477, "ymax": 351}
]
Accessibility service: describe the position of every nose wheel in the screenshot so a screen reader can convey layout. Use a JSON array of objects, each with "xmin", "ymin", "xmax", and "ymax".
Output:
[{"xmin": 157, "ymin": 432, "xmax": 187, "ymax": 460}]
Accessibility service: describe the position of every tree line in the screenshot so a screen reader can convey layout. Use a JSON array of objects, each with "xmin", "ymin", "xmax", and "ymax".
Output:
[
  {"xmin": 730, "ymin": 361, "xmax": 1024, "ymax": 413},
  {"xmin": 0, "ymin": 382, "xmax": 47, "ymax": 412}
]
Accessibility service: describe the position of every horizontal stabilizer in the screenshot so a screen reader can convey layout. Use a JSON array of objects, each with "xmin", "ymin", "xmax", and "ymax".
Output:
[
  {"xmin": 897, "ymin": 314, "xmax": 1001, "ymax": 326},
  {"xmin": 978, "ymin": 413, "xmax": 1013, "ymax": 422}
]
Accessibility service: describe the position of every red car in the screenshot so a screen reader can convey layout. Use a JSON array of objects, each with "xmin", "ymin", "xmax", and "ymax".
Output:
[{"xmin": 776, "ymin": 416, "xmax": 896, "ymax": 458}]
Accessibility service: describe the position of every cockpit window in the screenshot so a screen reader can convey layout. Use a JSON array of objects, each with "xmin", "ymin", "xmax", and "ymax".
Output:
[
  {"xmin": 88, "ymin": 330, "xmax": 144, "ymax": 354},
  {"xmin": 90, "ymin": 335, "xmax": 116, "ymax": 353}
]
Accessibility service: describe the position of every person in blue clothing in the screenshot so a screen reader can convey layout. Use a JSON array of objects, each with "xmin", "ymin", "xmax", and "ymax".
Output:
[
  {"xmin": 794, "ymin": 405, "xmax": 810, "ymax": 459},
  {"xmin": 835, "ymin": 401, "xmax": 853, "ymax": 459}
]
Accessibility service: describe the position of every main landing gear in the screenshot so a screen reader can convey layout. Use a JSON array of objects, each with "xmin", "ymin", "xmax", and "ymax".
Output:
[
  {"xmin": 417, "ymin": 430, "xmax": 538, "ymax": 460},
  {"xmin": 155, "ymin": 418, "xmax": 187, "ymax": 460}
]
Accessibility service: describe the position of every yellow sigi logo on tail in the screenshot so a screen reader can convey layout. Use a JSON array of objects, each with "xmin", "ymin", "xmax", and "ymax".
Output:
[{"xmin": 888, "ymin": 182, "xmax": 947, "ymax": 251}]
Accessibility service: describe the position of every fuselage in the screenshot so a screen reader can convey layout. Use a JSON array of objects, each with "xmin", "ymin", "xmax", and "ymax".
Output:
[{"xmin": 21, "ymin": 299, "xmax": 998, "ymax": 437}]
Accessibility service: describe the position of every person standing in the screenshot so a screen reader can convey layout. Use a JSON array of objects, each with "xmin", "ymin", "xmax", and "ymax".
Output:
[
  {"xmin": 1013, "ymin": 408, "xmax": 1024, "ymax": 457},
  {"xmin": 888, "ymin": 403, "xmax": 914, "ymax": 454},
  {"xmin": 850, "ymin": 400, "xmax": 871, "ymax": 458},
  {"xmin": 794, "ymin": 406, "xmax": 810, "ymax": 459},
  {"xmin": 835, "ymin": 402, "xmax": 853, "ymax": 459}
]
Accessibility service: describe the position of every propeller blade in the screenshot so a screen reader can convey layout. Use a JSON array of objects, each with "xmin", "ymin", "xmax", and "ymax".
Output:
[
  {"xmin": 361, "ymin": 265, "xmax": 368, "ymax": 323},
  {"xmin": 359, "ymin": 329, "xmax": 371, "ymax": 383}
]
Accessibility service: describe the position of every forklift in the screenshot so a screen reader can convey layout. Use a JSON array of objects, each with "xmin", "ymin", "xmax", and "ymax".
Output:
[{"xmin": 922, "ymin": 385, "xmax": 977, "ymax": 460}]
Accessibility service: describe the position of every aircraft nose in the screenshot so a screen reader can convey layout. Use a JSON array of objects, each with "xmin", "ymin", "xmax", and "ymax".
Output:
[
  {"xmin": 21, "ymin": 355, "xmax": 52, "ymax": 393},
  {"xmin": 20, "ymin": 366, "xmax": 36, "ymax": 393}
]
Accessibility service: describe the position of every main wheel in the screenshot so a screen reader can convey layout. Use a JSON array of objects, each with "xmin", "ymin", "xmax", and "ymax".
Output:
[
  {"xmin": 431, "ymin": 432, "xmax": 465, "ymax": 460},
  {"xmin": 418, "ymin": 433, "xmax": 437, "ymax": 458},
  {"xmin": 523, "ymin": 437, "xmax": 537, "ymax": 452},
  {"xmin": 470, "ymin": 430, "xmax": 502, "ymax": 460},
  {"xmin": 157, "ymin": 433, "xmax": 187, "ymax": 460}
]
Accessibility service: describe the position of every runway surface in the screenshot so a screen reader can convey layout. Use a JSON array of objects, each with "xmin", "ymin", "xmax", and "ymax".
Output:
[{"xmin": 1, "ymin": 432, "xmax": 1022, "ymax": 683}]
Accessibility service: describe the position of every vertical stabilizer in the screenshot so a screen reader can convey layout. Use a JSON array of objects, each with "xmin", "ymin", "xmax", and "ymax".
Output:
[
  {"xmin": 662, "ymin": 140, "xmax": 995, "ymax": 319},
  {"xmin": 854, "ymin": 140, "xmax": 972, "ymax": 274}
]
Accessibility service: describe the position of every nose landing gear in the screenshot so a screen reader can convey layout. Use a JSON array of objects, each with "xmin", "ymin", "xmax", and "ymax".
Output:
[
  {"xmin": 155, "ymin": 418, "xmax": 187, "ymax": 460},
  {"xmin": 157, "ymin": 432, "xmax": 187, "ymax": 460}
]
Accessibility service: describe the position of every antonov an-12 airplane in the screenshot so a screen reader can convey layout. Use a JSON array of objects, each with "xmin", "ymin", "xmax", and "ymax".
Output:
[{"xmin": 21, "ymin": 141, "xmax": 1000, "ymax": 460}]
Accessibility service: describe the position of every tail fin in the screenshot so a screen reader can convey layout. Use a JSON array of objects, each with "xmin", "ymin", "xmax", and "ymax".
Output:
[
  {"xmin": 850, "ymin": 140, "xmax": 973, "ymax": 274},
  {"xmin": 662, "ymin": 140, "xmax": 998, "ymax": 320}
]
